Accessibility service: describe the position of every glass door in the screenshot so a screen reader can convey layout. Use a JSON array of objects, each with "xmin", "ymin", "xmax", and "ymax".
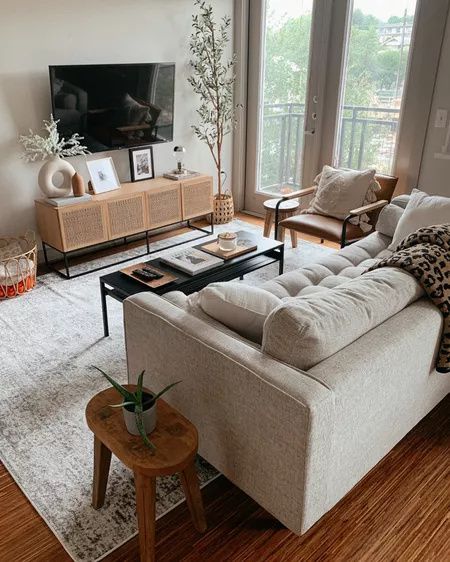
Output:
[
  {"xmin": 245, "ymin": 0, "xmax": 326, "ymax": 213},
  {"xmin": 334, "ymin": 0, "xmax": 418, "ymax": 173},
  {"xmin": 244, "ymin": 0, "xmax": 422, "ymax": 216}
]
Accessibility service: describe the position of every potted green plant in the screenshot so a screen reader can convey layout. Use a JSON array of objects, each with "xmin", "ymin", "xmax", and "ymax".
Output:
[
  {"xmin": 93, "ymin": 366, "xmax": 180, "ymax": 450},
  {"xmin": 188, "ymin": 0, "xmax": 236, "ymax": 224}
]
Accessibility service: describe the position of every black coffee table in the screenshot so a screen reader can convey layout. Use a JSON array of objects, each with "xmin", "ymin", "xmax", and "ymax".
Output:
[{"xmin": 99, "ymin": 232, "xmax": 284, "ymax": 336}]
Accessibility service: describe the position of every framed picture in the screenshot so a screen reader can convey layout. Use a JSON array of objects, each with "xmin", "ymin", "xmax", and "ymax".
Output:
[
  {"xmin": 129, "ymin": 145, "xmax": 155, "ymax": 182},
  {"xmin": 86, "ymin": 157, "xmax": 121, "ymax": 194}
]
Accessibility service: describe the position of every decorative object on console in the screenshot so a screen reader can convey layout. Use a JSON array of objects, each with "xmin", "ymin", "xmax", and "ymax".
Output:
[
  {"xmin": 86, "ymin": 157, "xmax": 121, "ymax": 194},
  {"xmin": 164, "ymin": 145, "xmax": 200, "ymax": 180},
  {"xmin": 189, "ymin": 1, "xmax": 236, "ymax": 224},
  {"xmin": 128, "ymin": 145, "xmax": 155, "ymax": 182},
  {"xmin": 0, "ymin": 231, "xmax": 37, "ymax": 299},
  {"xmin": 92, "ymin": 366, "xmax": 180, "ymax": 449},
  {"xmin": 161, "ymin": 247, "xmax": 223, "ymax": 275},
  {"xmin": 173, "ymin": 145, "xmax": 186, "ymax": 175},
  {"xmin": 46, "ymin": 193, "xmax": 93, "ymax": 207},
  {"xmin": 71, "ymin": 172, "xmax": 85, "ymax": 196},
  {"xmin": 19, "ymin": 114, "xmax": 89, "ymax": 197}
]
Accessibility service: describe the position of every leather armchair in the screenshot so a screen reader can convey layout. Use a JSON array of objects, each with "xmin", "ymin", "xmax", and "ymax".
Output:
[{"xmin": 274, "ymin": 174, "xmax": 398, "ymax": 248}]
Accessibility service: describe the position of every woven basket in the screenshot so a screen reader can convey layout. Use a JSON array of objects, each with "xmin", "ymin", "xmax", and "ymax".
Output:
[
  {"xmin": 213, "ymin": 193, "xmax": 234, "ymax": 224},
  {"xmin": 0, "ymin": 231, "xmax": 37, "ymax": 299}
]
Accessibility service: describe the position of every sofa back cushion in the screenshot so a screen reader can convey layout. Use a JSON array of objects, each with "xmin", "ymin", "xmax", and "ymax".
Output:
[
  {"xmin": 262, "ymin": 268, "xmax": 424, "ymax": 370},
  {"xmin": 389, "ymin": 189, "xmax": 450, "ymax": 250},
  {"xmin": 199, "ymin": 282, "xmax": 282, "ymax": 343}
]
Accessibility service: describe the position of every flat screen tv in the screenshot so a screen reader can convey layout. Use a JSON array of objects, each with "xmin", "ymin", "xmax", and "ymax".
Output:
[{"xmin": 49, "ymin": 63, "xmax": 175, "ymax": 153}]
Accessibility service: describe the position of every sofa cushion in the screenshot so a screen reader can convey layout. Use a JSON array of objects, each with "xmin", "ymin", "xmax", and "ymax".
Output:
[
  {"xmin": 262, "ymin": 231, "xmax": 392, "ymax": 299},
  {"xmin": 198, "ymin": 282, "xmax": 282, "ymax": 343},
  {"xmin": 389, "ymin": 189, "xmax": 450, "ymax": 249},
  {"xmin": 375, "ymin": 203, "xmax": 404, "ymax": 238},
  {"xmin": 262, "ymin": 268, "xmax": 424, "ymax": 371}
]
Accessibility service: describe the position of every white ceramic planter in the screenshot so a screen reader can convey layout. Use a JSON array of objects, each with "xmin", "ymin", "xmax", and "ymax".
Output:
[
  {"xmin": 38, "ymin": 155, "xmax": 75, "ymax": 198},
  {"xmin": 122, "ymin": 395, "xmax": 157, "ymax": 436}
]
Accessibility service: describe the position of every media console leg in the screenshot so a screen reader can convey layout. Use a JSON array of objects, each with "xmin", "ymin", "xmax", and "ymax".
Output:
[{"xmin": 63, "ymin": 253, "xmax": 70, "ymax": 279}]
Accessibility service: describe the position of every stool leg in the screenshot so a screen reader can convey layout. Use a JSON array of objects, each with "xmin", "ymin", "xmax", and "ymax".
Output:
[
  {"xmin": 288, "ymin": 211, "xmax": 298, "ymax": 248},
  {"xmin": 92, "ymin": 436, "xmax": 112, "ymax": 509},
  {"xmin": 290, "ymin": 228, "xmax": 298, "ymax": 248},
  {"xmin": 278, "ymin": 223, "xmax": 286, "ymax": 243},
  {"xmin": 180, "ymin": 461, "xmax": 207, "ymax": 533},
  {"xmin": 263, "ymin": 211, "xmax": 272, "ymax": 238},
  {"xmin": 134, "ymin": 472, "xmax": 156, "ymax": 562}
]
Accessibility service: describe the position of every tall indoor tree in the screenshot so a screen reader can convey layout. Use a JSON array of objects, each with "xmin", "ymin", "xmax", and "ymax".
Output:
[{"xmin": 188, "ymin": 0, "xmax": 236, "ymax": 223}]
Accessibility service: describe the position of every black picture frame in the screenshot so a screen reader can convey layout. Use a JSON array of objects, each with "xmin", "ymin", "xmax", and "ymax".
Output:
[{"xmin": 128, "ymin": 145, "xmax": 155, "ymax": 182}]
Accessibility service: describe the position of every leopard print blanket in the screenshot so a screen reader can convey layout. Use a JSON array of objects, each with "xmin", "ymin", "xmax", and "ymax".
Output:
[{"xmin": 367, "ymin": 224, "xmax": 450, "ymax": 373}]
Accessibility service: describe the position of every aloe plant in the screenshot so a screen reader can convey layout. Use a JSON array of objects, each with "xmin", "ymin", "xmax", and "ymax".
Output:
[{"xmin": 93, "ymin": 366, "xmax": 180, "ymax": 451}]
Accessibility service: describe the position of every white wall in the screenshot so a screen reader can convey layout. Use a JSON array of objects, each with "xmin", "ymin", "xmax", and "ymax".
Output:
[
  {"xmin": 0, "ymin": 0, "xmax": 233, "ymax": 237},
  {"xmin": 419, "ymin": 9, "xmax": 450, "ymax": 196}
]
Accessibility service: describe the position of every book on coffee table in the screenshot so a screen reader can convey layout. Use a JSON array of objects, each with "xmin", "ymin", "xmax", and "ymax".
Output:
[
  {"xmin": 160, "ymin": 248, "xmax": 224, "ymax": 275},
  {"xmin": 200, "ymin": 230, "xmax": 258, "ymax": 260}
]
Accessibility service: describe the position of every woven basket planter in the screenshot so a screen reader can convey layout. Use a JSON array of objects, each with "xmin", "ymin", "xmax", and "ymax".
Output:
[
  {"xmin": 213, "ymin": 194, "xmax": 234, "ymax": 224},
  {"xmin": 0, "ymin": 232, "xmax": 37, "ymax": 299}
]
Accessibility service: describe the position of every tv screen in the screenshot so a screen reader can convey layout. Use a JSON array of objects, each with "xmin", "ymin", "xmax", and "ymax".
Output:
[{"xmin": 49, "ymin": 63, "xmax": 175, "ymax": 153}]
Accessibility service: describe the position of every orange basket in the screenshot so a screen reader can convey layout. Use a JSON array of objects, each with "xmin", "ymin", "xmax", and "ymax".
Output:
[{"xmin": 0, "ymin": 231, "xmax": 37, "ymax": 299}]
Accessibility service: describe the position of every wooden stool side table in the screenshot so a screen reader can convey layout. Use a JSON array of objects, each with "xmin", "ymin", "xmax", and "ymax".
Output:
[
  {"xmin": 263, "ymin": 198, "xmax": 299, "ymax": 248},
  {"xmin": 86, "ymin": 386, "xmax": 207, "ymax": 562}
]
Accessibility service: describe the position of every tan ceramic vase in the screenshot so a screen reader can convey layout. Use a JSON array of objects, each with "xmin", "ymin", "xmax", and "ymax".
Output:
[{"xmin": 71, "ymin": 172, "xmax": 85, "ymax": 197}]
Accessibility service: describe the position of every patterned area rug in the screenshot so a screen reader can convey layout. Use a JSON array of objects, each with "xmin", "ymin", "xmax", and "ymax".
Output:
[{"xmin": 0, "ymin": 220, "xmax": 333, "ymax": 561}]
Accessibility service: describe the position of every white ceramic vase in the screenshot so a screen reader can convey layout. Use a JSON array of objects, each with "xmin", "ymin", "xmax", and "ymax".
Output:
[{"xmin": 38, "ymin": 155, "xmax": 75, "ymax": 198}]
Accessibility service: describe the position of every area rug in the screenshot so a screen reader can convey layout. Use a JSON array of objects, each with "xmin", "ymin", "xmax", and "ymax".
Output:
[{"xmin": 0, "ymin": 220, "xmax": 334, "ymax": 561}]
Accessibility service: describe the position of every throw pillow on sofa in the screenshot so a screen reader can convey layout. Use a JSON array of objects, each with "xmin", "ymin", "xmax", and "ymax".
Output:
[
  {"xmin": 198, "ymin": 282, "xmax": 281, "ymax": 343},
  {"xmin": 303, "ymin": 165, "xmax": 380, "ymax": 232},
  {"xmin": 389, "ymin": 188, "xmax": 450, "ymax": 250}
]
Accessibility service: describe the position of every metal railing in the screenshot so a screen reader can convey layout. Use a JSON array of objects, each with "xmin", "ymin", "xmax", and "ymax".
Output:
[{"xmin": 260, "ymin": 102, "xmax": 400, "ymax": 192}]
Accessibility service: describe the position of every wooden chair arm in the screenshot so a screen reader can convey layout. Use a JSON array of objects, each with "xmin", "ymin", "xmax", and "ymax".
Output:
[
  {"xmin": 348, "ymin": 200, "xmax": 388, "ymax": 216},
  {"xmin": 281, "ymin": 186, "xmax": 317, "ymax": 200}
]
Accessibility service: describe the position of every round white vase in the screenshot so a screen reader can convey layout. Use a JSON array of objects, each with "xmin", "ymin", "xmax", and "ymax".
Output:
[{"xmin": 38, "ymin": 155, "xmax": 75, "ymax": 198}]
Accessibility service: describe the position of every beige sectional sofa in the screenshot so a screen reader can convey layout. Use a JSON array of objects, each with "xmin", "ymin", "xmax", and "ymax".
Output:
[{"xmin": 124, "ymin": 195, "xmax": 450, "ymax": 535}]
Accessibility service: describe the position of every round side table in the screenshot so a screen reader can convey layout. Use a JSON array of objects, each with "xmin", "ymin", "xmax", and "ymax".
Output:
[
  {"xmin": 263, "ymin": 198, "xmax": 299, "ymax": 247},
  {"xmin": 86, "ymin": 385, "xmax": 206, "ymax": 562}
]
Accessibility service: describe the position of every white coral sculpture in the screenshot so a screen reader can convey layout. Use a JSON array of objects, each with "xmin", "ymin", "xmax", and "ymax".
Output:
[{"xmin": 19, "ymin": 115, "xmax": 90, "ymax": 162}]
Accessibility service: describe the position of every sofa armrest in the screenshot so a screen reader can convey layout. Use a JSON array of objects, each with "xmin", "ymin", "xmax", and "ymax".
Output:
[{"xmin": 124, "ymin": 292, "xmax": 334, "ymax": 534}]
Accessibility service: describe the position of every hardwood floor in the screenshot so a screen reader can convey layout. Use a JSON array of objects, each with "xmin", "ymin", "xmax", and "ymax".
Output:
[
  {"xmin": 1, "ymin": 396, "xmax": 448, "ymax": 562},
  {"xmin": 3, "ymin": 215, "xmax": 448, "ymax": 561}
]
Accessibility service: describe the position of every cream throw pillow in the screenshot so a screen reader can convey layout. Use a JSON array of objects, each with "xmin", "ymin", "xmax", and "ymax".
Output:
[
  {"xmin": 198, "ymin": 282, "xmax": 281, "ymax": 343},
  {"xmin": 304, "ymin": 166, "xmax": 379, "ymax": 232},
  {"xmin": 389, "ymin": 189, "xmax": 450, "ymax": 250}
]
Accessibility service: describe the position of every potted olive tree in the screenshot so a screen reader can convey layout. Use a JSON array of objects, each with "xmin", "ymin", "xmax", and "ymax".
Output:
[
  {"xmin": 93, "ymin": 366, "xmax": 180, "ymax": 450},
  {"xmin": 188, "ymin": 0, "xmax": 236, "ymax": 224}
]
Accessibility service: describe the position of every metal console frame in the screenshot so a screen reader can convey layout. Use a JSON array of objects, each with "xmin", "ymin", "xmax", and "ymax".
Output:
[{"xmin": 42, "ymin": 214, "xmax": 214, "ymax": 279}]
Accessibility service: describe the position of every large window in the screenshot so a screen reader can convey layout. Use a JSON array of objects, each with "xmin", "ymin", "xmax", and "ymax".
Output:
[
  {"xmin": 257, "ymin": 0, "xmax": 314, "ymax": 195},
  {"xmin": 244, "ymin": 0, "xmax": 439, "ymax": 215},
  {"xmin": 335, "ymin": 0, "xmax": 418, "ymax": 173}
]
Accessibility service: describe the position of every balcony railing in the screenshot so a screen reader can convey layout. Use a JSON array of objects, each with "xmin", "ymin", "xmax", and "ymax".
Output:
[{"xmin": 260, "ymin": 103, "xmax": 400, "ymax": 193}]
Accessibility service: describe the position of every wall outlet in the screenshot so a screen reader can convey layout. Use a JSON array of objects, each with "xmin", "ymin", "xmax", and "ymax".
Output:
[{"xmin": 435, "ymin": 108, "xmax": 448, "ymax": 128}]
